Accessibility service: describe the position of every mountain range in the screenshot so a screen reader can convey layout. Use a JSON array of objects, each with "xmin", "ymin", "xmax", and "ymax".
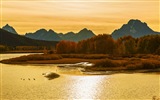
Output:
[
  {"xmin": 111, "ymin": 19, "xmax": 160, "ymax": 39},
  {"xmin": 1, "ymin": 19, "xmax": 160, "ymax": 42},
  {"xmin": 2, "ymin": 24, "xmax": 96, "ymax": 42},
  {"xmin": 25, "ymin": 28, "xmax": 95, "ymax": 42},
  {"xmin": 25, "ymin": 29, "xmax": 61, "ymax": 41},
  {"xmin": 0, "ymin": 29, "xmax": 58, "ymax": 46},
  {"xmin": 58, "ymin": 28, "xmax": 95, "ymax": 42}
]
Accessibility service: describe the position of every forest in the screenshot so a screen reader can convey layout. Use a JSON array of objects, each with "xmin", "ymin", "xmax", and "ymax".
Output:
[{"xmin": 56, "ymin": 34, "xmax": 160, "ymax": 55}]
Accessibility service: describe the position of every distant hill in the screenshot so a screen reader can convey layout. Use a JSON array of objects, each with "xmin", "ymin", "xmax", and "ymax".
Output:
[
  {"xmin": 25, "ymin": 29, "xmax": 61, "ymax": 41},
  {"xmin": 58, "ymin": 28, "xmax": 96, "ymax": 42},
  {"xmin": 2, "ymin": 24, "xmax": 18, "ymax": 34},
  {"xmin": 72, "ymin": 28, "xmax": 95, "ymax": 42},
  {"xmin": 111, "ymin": 19, "xmax": 160, "ymax": 39},
  {"xmin": 58, "ymin": 32, "xmax": 75, "ymax": 41},
  {"xmin": 0, "ymin": 29, "xmax": 58, "ymax": 46},
  {"xmin": 25, "ymin": 28, "xmax": 95, "ymax": 42}
]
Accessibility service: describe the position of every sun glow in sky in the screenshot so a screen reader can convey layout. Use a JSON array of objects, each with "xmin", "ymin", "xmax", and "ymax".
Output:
[{"xmin": 0, "ymin": 0, "xmax": 159, "ymax": 34}]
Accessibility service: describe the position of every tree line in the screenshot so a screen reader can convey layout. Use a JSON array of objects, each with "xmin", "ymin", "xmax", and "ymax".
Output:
[
  {"xmin": 56, "ymin": 34, "xmax": 160, "ymax": 55},
  {"xmin": 0, "ymin": 45, "xmax": 55, "ymax": 53}
]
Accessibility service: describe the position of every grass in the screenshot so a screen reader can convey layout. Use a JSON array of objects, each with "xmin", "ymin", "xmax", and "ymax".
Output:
[
  {"xmin": 1, "ymin": 54, "xmax": 62, "ymax": 63},
  {"xmin": 93, "ymin": 59, "xmax": 119, "ymax": 67},
  {"xmin": 85, "ymin": 58, "xmax": 160, "ymax": 71},
  {"xmin": 60, "ymin": 54, "xmax": 109, "ymax": 59}
]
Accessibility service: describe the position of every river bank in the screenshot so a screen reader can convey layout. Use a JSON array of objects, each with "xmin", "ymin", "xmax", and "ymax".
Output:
[
  {"xmin": 1, "ymin": 54, "xmax": 160, "ymax": 72},
  {"xmin": 0, "ymin": 50, "xmax": 43, "ymax": 54}
]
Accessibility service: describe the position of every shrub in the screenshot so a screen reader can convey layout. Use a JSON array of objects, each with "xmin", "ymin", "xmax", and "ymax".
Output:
[
  {"xmin": 61, "ymin": 54, "xmax": 85, "ymax": 58},
  {"xmin": 93, "ymin": 59, "xmax": 119, "ymax": 68},
  {"xmin": 141, "ymin": 60, "xmax": 160, "ymax": 69},
  {"xmin": 61, "ymin": 54, "xmax": 108, "ymax": 59},
  {"xmin": 125, "ymin": 60, "xmax": 160, "ymax": 70},
  {"xmin": 83, "ymin": 54, "xmax": 108, "ymax": 59}
]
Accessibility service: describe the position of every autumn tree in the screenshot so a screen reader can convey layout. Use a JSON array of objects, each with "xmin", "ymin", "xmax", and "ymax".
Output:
[
  {"xmin": 116, "ymin": 36, "xmax": 137, "ymax": 55},
  {"xmin": 56, "ymin": 41, "xmax": 77, "ymax": 54},
  {"xmin": 137, "ymin": 35, "xmax": 160, "ymax": 54},
  {"xmin": 76, "ymin": 34, "xmax": 116, "ymax": 54},
  {"xmin": 56, "ymin": 34, "xmax": 160, "ymax": 55}
]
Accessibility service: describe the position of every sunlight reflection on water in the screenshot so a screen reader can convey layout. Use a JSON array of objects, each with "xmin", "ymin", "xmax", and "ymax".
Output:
[
  {"xmin": 1, "ymin": 54, "xmax": 160, "ymax": 99},
  {"xmin": 68, "ymin": 76, "xmax": 108, "ymax": 99}
]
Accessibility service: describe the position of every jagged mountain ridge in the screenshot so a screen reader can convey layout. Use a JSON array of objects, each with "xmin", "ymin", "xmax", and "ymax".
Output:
[
  {"xmin": 58, "ymin": 28, "xmax": 95, "ymax": 42},
  {"xmin": 25, "ymin": 28, "xmax": 95, "ymax": 42},
  {"xmin": 25, "ymin": 29, "xmax": 61, "ymax": 41},
  {"xmin": 2, "ymin": 24, "xmax": 18, "ymax": 34},
  {"xmin": 111, "ymin": 19, "xmax": 160, "ymax": 39}
]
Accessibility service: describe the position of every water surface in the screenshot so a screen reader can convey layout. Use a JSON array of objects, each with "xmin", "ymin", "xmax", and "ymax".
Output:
[{"xmin": 0, "ymin": 53, "xmax": 159, "ymax": 99}]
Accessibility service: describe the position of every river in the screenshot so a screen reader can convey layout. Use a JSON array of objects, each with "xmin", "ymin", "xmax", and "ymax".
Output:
[{"xmin": 0, "ymin": 53, "xmax": 159, "ymax": 99}]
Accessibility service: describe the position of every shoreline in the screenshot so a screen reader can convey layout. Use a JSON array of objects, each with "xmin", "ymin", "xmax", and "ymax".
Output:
[
  {"xmin": 0, "ymin": 51, "xmax": 43, "ymax": 54},
  {"xmin": 0, "ymin": 58, "xmax": 99, "ymax": 64},
  {"xmin": 1, "ymin": 54, "xmax": 160, "ymax": 74},
  {"xmin": 81, "ymin": 68, "xmax": 160, "ymax": 75}
]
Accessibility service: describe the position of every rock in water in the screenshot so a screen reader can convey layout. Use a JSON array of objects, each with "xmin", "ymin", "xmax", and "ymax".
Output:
[{"xmin": 42, "ymin": 72, "xmax": 60, "ymax": 80}]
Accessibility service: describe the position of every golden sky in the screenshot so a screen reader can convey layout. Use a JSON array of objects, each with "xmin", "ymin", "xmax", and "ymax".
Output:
[{"xmin": 0, "ymin": 0, "xmax": 159, "ymax": 35}]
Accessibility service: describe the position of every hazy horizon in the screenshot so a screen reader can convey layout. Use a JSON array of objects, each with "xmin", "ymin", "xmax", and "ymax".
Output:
[{"xmin": 0, "ymin": 0, "xmax": 159, "ymax": 35}]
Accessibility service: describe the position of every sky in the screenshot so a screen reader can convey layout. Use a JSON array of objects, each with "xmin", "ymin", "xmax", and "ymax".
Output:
[{"xmin": 0, "ymin": 0, "xmax": 159, "ymax": 35}]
